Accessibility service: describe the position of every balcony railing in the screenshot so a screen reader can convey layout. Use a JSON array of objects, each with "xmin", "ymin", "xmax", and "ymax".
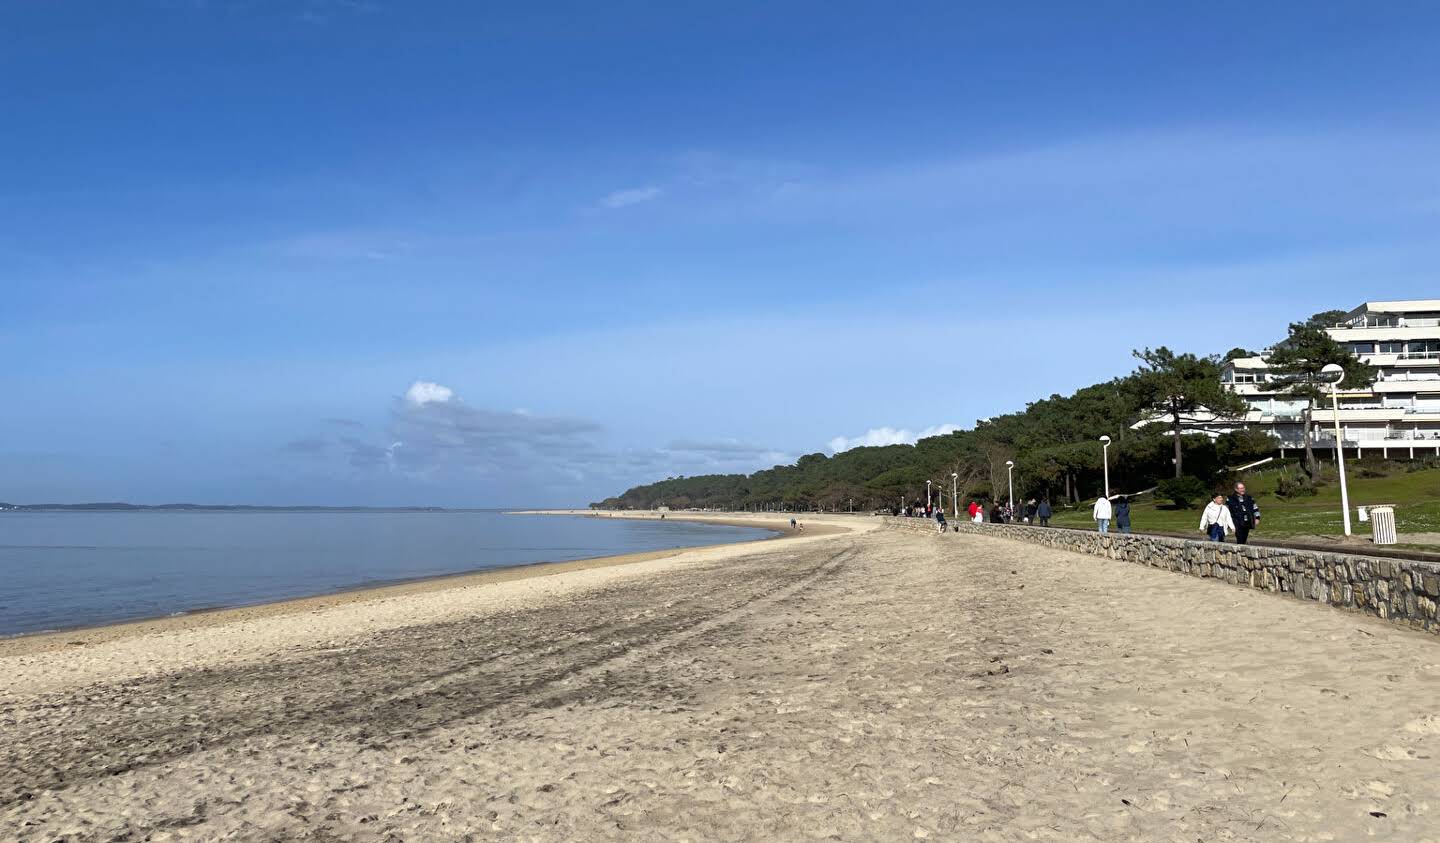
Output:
[
  {"xmin": 1332, "ymin": 317, "xmax": 1440, "ymax": 329},
  {"xmin": 1379, "ymin": 372, "xmax": 1440, "ymax": 382}
]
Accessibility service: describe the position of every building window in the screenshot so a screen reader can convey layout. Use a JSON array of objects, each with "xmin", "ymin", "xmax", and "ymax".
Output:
[
  {"xmin": 1378, "ymin": 342, "xmax": 1403, "ymax": 354},
  {"xmin": 1350, "ymin": 342, "xmax": 1375, "ymax": 355},
  {"xmin": 1409, "ymin": 340, "xmax": 1440, "ymax": 355}
]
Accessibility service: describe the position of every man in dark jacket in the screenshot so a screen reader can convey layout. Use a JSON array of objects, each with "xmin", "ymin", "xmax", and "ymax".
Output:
[
  {"xmin": 1114, "ymin": 496, "xmax": 1132, "ymax": 534},
  {"xmin": 1036, "ymin": 499, "xmax": 1052, "ymax": 527},
  {"xmin": 1225, "ymin": 482, "xmax": 1261, "ymax": 545}
]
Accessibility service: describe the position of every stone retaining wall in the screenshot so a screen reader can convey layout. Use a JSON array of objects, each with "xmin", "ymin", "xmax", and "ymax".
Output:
[{"xmin": 883, "ymin": 517, "xmax": 1440, "ymax": 635}]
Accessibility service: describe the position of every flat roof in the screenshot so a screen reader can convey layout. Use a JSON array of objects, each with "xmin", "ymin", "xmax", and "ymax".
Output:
[
  {"xmin": 1225, "ymin": 356, "xmax": 1269, "ymax": 369},
  {"xmin": 1346, "ymin": 299, "xmax": 1440, "ymax": 316}
]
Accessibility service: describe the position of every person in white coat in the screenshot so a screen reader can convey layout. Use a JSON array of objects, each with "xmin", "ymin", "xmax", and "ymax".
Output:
[
  {"xmin": 1199, "ymin": 494, "xmax": 1235, "ymax": 542},
  {"xmin": 1092, "ymin": 495, "xmax": 1112, "ymax": 533}
]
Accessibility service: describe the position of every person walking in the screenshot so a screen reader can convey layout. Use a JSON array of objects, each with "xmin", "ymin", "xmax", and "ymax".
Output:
[
  {"xmin": 934, "ymin": 506, "xmax": 947, "ymax": 533},
  {"xmin": 1092, "ymin": 495, "xmax": 1112, "ymax": 534},
  {"xmin": 1036, "ymin": 498, "xmax": 1052, "ymax": 527},
  {"xmin": 1114, "ymin": 496, "xmax": 1132, "ymax": 534},
  {"xmin": 1200, "ymin": 494, "xmax": 1235, "ymax": 542},
  {"xmin": 1225, "ymin": 482, "xmax": 1261, "ymax": 545}
]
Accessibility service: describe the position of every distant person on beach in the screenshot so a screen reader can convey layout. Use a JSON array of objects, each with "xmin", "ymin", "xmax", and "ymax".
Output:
[
  {"xmin": 1114, "ymin": 496, "xmax": 1131, "ymax": 534},
  {"xmin": 790, "ymin": 518, "xmax": 797, "ymax": 529},
  {"xmin": 1201, "ymin": 494, "xmax": 1235, "ymax": 542},
  {"xmin": 934, "ymin": 507, "xmax": 947, "ymax": 533},
  {"xmin": 989, "ymin": 503, "xmax": 1004, "ymax": 524},
  {"xmin": 971, "ymin": 502, "xmax": 983, "ymax": 524},
  {"xmin": 967, "ymin": 501, "xmax": 979, "ymax": 520},
  {"xmin": 1092, "ymin": 495, "xmax": 1112, "ymax": 533},
  {"xmin": 1036, "ymin": 499, "xmax": 1052, "ymax": 527},
  {"xmin": 1225, "ymin": 482, "xmax": 1260, "ymax": 545}
]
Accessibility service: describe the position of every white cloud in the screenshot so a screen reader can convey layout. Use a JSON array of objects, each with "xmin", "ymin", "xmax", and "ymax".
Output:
[
  {"xmin": 601, "ymin": 185, "xmax": 662, "ymax": 208},
  {"xmin": 827, "ymin": 424, "xmax": 960, "ymax": 453},
  {"xmin": 404, "ymin": 381, "xmax": 454, "ymax": 406}
]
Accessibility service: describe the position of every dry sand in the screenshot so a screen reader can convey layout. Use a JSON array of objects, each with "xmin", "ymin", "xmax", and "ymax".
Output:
[{"xmin": 5, "ymin": 514, "xmax": 1440, "ymax": 841}]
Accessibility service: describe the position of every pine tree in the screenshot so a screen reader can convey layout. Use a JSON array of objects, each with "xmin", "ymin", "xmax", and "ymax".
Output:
[
  {"xmin": 1265, "ymin": 318, "xmax": 1377, "ymax": 477},
  {"xmin": 1127, "ymin": 348, "xmax": 1247, "ymax": 479}
]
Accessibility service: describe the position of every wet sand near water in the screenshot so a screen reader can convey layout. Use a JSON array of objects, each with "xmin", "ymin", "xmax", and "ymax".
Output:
[{"xmin": 4, "ymin": 517, "xmax": 1439, "ymax": 841}]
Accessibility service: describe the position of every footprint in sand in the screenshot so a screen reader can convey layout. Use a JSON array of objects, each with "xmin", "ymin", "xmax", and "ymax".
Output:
[
  {"xmin": 1403, "ymin": 715, "xmax": 1440, "ymax": 735},
  {"xmin": 1369, "ymin": 745, "xmax": 1421, "ymax": 761}
]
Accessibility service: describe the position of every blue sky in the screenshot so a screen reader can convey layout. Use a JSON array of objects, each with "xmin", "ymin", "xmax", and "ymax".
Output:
[{"xmin": 3, "ymin": 1, "xmax": 1439, "ymax": 506}]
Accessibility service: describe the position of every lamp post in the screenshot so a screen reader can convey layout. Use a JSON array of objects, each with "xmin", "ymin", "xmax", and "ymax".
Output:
[
  {"xmin": 951, "ymin": 472, "xmax": 959, "ymax": 518},
  {"xmin": 926, "ymin": 479, "xmax": 932, "ymax": 512},
  {"xmin": 1005, "ymin": 460, "xmax": 1015, "ymax": 512},
  {"xmin": 1099, "ymin": 435, "xmax": 1112, "ymax": 499},
  {"xmin": 1322, "ymin": 363, "xmax": 1352, "ymax": 536}
]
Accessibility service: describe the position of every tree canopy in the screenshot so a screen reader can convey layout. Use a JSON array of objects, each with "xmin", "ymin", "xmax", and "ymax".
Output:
[
  {"xmin": 1266, "ymin": 318, "xmax": 1378, "ymax": 476},
  {"xmin": 594, "ymin": 309, "xmax": 1367, "ymax": 511},
  {"xmin": 1126, "ymin": 347, "xmax": 1247, "ymax": 478}
]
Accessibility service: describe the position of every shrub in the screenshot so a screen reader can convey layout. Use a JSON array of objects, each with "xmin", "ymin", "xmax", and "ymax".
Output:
[
  {"xmin": 1156, "ymin": 475, "xmax": 1208, "ymax": 508},
  {"xmin": 1275, "ymin": 469, "xmax": 1317, "ymax": 498},
  {"xmin": 1216, "ymin": 428, "xmax": 1278, "ymax": 466}
]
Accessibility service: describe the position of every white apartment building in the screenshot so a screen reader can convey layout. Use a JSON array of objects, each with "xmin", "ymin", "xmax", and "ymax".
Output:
[{"xmin": 1221, "ymin": 299, "xmax": 1440, "ymax": 459}]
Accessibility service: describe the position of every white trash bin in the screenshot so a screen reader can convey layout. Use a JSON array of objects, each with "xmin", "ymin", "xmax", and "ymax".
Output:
[{"xmin": 1369, "ymin": 504, "xmax": 1397, "ymax": 545}]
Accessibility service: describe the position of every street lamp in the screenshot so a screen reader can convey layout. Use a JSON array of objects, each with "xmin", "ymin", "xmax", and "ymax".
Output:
[
  {"xmin": 1099, "ymin": 435, "xmax": 1112, "ymax": 499},
  {"xmin": 1005, "ymin": 460, "xmax": 1015, "ymax": 512},
  {"xmin": 1322, "ymin": 363, "xmax": 1352, "ymax": 536},
  {"xmin": 951, "ymin": 472, "xmax": 959, "ymax": 518},
  {"xmin": 926, "ymin": 479, "xmax": 932, "ymax": 511}
]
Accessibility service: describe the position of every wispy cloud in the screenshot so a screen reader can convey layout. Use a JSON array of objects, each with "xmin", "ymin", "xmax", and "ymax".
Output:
[
  {"xmin": 601, "ymin": 185, "xmax": 662, "ymax": 209},
  {"xmin": 283, "ymin": 383, "xmax": 790, "ymax": 495},
  {"xmin": 270, "ymin": 231, "xmax": 413, "ymax": 261},
  {"xmin": 282, "ymin": 436, "xmax": 330, "ymax": 454},
  {"xmin": 403, "ymin": 380, "xmax": 454, "ymax": 407},
  {"xmin": 828, "ymin": 424, "xmax": 960, "ymax": 454},
  {"xmin": 665, "ymin": 438, "xmax": 771, "ymax": 457},
  {"xmin": 318, "ymin": 381, "xmax": 605, "ymax": 478}
]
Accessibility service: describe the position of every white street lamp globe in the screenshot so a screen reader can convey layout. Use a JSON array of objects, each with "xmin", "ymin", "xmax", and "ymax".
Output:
[
  {"xmin": 1321, "ymin": 363, "xmax": 1345, "ymax": 384},
  {"xmin": 1099, "ymin": 435, "xmax": 1111, "ymax": 444},
  {"xmin": 1005, "ymin": 460, "xmax": 1014, "ymax": 467}
]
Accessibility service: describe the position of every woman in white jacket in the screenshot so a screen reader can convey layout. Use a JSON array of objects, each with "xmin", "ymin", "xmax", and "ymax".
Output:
[
  {"xmin": 1200, "ymin": 494, "xmax": 1235, "ymax": 542},
  {"xmin": 1092, "ymin": 495, "xmax": 1112, "ymax": 534}
]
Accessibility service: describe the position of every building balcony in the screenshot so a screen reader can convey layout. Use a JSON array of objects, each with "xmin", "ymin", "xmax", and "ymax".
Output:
[
  {"xmin": 1309, "ymin": 407, "xmax": 1407, "ymax": 423},
  {"xmin": 1373, "ymin": 377, "xmax": 1440, "ymax": 392},
  {"xmin": 1325, "ymin": 325, "xmax": 1440, "ymax": 342}
]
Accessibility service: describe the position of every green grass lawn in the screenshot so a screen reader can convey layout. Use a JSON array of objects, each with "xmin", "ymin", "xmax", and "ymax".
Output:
[{"xmin": 1048, "ymin": 464, "xmax": 1440, "ymax": 539}]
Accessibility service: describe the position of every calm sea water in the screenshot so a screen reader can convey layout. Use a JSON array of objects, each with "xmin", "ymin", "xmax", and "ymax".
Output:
[{"xmin": 0, "ymin": 512, "xmax": 774, "ymax": 637}]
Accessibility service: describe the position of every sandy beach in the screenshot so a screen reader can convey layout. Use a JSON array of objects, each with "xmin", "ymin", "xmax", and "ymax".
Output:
[{"xmin": 5, "ymin": 514, "xmax": 1440, "ymax": 840}]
